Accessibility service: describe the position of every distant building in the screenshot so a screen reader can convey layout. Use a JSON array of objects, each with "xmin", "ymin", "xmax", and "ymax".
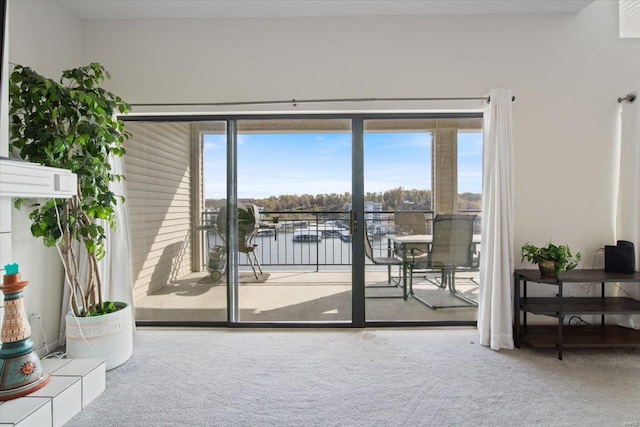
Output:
[{"xmin": 348, "ymin": 201, "xmax": 383, "ymax": 223}]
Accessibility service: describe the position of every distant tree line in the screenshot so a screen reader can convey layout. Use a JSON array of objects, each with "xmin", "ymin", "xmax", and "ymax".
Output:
[
  {"xmin": 206, "ymin": 187, "xmax": 481, "ymax": 212},
  {"xmin": 458, "ymin": 192, "xmax": 482, "ymax": 211}
]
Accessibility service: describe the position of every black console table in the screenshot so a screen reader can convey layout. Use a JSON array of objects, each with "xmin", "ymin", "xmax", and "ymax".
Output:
[{"xmin": 514, "ymin": 269, "xmax": 640, "ymax": 360}]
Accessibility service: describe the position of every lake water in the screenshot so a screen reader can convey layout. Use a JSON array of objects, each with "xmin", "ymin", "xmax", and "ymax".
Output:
[{"xmin": 208, "ymin": 229, "xmax": 362, "ymax": 267}]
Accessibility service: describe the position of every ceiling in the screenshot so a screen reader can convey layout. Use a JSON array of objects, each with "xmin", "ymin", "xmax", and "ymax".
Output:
[{"xmin": 58, "ymin": 0, "xmax": 595, "ymax": 21}]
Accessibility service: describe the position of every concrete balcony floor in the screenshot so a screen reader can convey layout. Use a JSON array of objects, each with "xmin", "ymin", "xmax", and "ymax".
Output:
[{"xmin": 135, "ymin": 269, "xmax": 479, "ymax": 323}]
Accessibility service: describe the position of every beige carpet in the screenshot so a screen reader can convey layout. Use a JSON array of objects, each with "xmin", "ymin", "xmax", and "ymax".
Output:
[{"xmin": 65, "ymin": 328, "xmax": 640, "ymax": 426}]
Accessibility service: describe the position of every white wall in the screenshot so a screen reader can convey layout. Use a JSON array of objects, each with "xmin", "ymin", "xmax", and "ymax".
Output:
[
  {"xmin": 6, "ymin": 0, "xmax": 83, "ymax": 350},
  {"xmin": 81, "ymin": 0, "xmax": 639, "ymax": 264},
  {"xmin": 5, "ymin": 0, "xmax": 640, "ymax": 335}
]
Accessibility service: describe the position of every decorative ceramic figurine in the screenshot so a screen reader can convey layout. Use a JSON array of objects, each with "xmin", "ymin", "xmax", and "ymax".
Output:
[{"xmin": 0, "ymin": 263, "xmax": 49, "ymax": 400}]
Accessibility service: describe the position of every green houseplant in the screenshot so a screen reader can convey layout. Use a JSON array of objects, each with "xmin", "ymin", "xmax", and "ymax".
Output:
[
  {"xmin": 9, "ymin": 63, "xmax": 131, "ymax": 318},
  {"xmin": 521, "ymin": 241, "xmax": 581, "ymax": 277}
]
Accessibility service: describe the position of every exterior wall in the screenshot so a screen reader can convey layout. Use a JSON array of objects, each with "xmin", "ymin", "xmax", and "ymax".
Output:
[
  {"xmin": 191, "ymin": 124, "xmax": 204, "ymax": 273},
  {"xmin": 124, "ymin": 122, "xmax": 193, "ymax": 301},
  {"xmin": 433, "ymin": 128, "xmax": 457, "ymax": 214}
]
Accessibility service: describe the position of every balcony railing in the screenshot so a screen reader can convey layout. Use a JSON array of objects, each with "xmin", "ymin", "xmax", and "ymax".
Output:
[{"xmin": 200, "ymin": 209, "xmax": 481, "ymax": 271}]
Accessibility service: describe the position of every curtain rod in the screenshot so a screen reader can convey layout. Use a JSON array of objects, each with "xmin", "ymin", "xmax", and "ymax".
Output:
[
  {"xmin": 130, "ymin": 95, "xmax": 515, "ymax": 108},
  {"xmin": 6, "ymin": 61, "xmax": 516, "ymax": 106},
  {"xmin": 618, "ymin": 94, "xmax": 636, "ymax": 103}
]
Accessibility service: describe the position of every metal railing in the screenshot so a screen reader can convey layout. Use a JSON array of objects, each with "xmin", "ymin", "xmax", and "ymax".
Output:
[{"xmin": 200, "ymin": 209, "xmax": 481, "ymax": 271}]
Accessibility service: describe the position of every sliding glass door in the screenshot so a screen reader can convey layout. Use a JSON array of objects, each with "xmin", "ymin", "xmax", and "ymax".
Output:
[
  {"xmin": 362, "ymin": 118, "xmax": 481, "ymax": 323},
  {"xmin": 234, "ymin": 119, "xmax": 353, "ymax": 323},
  {"xmin": 126, "ymin": 114, "xmax": 481, "ymax": 327}
]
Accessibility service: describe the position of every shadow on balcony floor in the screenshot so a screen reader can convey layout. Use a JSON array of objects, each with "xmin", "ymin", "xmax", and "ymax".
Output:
[{"xmin": 134, "ymin": 270, "xmax": 478, "ymax": 323}]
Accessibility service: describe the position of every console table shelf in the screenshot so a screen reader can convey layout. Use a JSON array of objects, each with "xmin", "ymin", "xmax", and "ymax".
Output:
[
  {"xmin": 519, "ymin": 325, "xmax": 640, "ymax": 348},
  {"xmin": 514, "ymin": 269, "xmax": 640, "ymax": 360},
  {"xmin": 521, "ymin": 297, "xmax": 640, "ymax": 316}
]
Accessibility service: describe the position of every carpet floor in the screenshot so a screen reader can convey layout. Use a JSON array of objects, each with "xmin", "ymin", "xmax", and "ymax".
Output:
[{"xmin": 65, "ymin": 327, "xmax": 640, "ymax": 427}]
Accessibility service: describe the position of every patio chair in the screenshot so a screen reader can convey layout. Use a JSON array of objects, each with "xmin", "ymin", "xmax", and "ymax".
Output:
[
  {"xmin": 239, "ymin": 204, "xmax": 264, "ymax": 280},
  {"xmin": 409, "ymin": 213, "xmax": 478, "ymax": 309},
  {"xmin": 394, "ymin": 211, "xmax": 427, "ymax": 235},
  {"xmin": 393, "ymin": 211, "xmax": 430, "ymax": 265},
  {"xmin": 216, "ymin": 203, "xmax": 264, "ymax": 280},
  {"xmin": 364, "ymin": 223, "xmax": 405, "ymax": 297}
]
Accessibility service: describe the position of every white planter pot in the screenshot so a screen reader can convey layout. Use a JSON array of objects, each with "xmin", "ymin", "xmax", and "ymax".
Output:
[{"xmin": 65, "ymin": 302, "xmax": 133, "ymax": 370}]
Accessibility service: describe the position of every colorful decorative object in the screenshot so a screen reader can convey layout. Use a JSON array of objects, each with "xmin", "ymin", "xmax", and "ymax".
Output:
[{"xmin": 0, "ymin": 264, "xmax": 50, "ymax": 400}]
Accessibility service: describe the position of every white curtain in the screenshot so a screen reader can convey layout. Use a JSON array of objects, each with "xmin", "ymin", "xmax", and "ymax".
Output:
[
  {"xmin": 616, "ymin": 90, "xmax": 640, "ymax": 329},
  {"xmin": 59, "ymin": 155, "xmax": 134, "ymax": 343},
  {"xmin": 478, "ymin": 88, "xmax": 515, "ymax": 350}
]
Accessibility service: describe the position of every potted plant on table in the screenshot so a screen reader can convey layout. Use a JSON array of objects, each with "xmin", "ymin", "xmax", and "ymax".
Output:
[
  {"xmin": 521, "ymin": 241, "xmax": 581, "ymax": 277},
  {"xmin": 9, "ymin": 63, "xmax": 133, "ymax": 369}
]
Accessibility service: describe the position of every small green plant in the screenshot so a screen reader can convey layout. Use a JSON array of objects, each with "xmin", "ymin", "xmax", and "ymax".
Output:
[
  {"xmin": 521, "ymin": 242, "xmax": 581, "ymax": 274},
  {"xmin": 86, "ymin": 301, "xmax": 120, "ymax": 317}
]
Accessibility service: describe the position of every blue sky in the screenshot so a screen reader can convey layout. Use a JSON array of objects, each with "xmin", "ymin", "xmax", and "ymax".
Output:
[{"xmin": 204, "ymin": 131, "xmax": 482, "ymax": 199}]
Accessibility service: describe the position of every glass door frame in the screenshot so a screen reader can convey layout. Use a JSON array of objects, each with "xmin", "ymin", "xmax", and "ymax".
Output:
[
  {"xmin": 227, "ymin": 115, "xmax": 360, "ymax": 326},
  {"xmin": 220, "ymin": 112, "xmax": 480, "ymax": 328},
  {"xmin": 125, "ymin": 111, "xmax": 481, "ymax": 328},
  {"xmin": 352, "ymin": 117, "xmax": 365, "ymax": 327}
]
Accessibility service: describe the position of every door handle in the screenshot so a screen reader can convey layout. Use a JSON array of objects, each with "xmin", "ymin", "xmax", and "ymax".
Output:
[{"xmin": 349, "ymin": 210, "xmax": 355, "ymax": 235}]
